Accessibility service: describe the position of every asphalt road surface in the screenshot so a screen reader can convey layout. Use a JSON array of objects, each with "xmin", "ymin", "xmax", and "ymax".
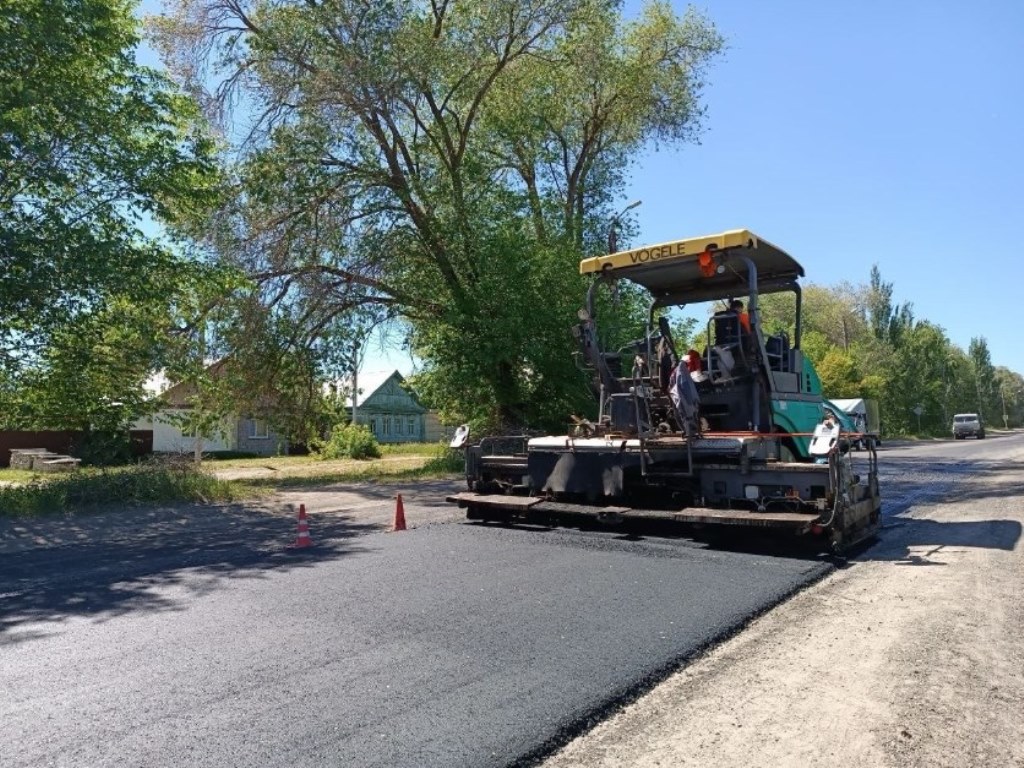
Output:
[{"xmin": 1, "ymin": 433, "xmax": 1019, "ymax": 767}]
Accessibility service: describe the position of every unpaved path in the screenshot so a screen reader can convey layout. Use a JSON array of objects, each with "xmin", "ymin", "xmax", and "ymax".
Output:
[
  {"xmin": 0, "ymin": 478, "xmax": 464, "ymax": 556},
  {"xmin": 208, "ymin": 454, "xmax": 428, "ymax": 480},
  {"xmin": 542, "ymin": 440, "xmax": 1024, "ymax": 768}
]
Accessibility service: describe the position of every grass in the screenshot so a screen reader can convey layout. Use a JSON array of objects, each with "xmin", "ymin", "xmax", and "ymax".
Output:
[
  {"xmin": 0, "ymin": 468, "xmax": 43, "ymax": 484},
  {"xmin": 0, "ymin": 461, "xmax": 246, "ymax": 517},
  {"xmin": 230, "ymin": 448, "xmax": 465, "ymax": 490},
  {"xmin": 380, "ymin": 441, "xmax": 450, "ymax": 457},
  {"xmin": 204, "ymin": 441, "xmax": 448, "ymax": 469},
  {"xmin": 0, "ymin": 443, "xmax": 464, "ymax": 515},
  {"xmin": 203, "ymin": 453, "xmax": 319, "ymax": 469}
]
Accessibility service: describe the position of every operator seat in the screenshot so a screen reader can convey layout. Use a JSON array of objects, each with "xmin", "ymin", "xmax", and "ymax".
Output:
[{"xmin": 709, "ymin": 310, "xmax": 747, "ymax": 378}]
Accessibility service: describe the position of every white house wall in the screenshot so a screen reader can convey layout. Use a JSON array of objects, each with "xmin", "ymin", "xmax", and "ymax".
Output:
[{"xmin": 149, "ymin": 410, "xmax": 236, "ymax": 454}]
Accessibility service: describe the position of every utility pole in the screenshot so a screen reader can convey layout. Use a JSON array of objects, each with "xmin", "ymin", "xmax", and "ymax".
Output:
[
  {"xmin": 194, "ymin": 323, "xmax": 206, "ymax": 465},
  {"xmin": 606, "ymin": 200, "xmax": 642, "ymax": 254},
  {"xmin": 350, "ymin": 339, "xmax": 361, "ymax": 426}
]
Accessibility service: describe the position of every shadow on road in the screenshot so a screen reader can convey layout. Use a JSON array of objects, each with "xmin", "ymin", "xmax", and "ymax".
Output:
[
  {"xmin": 0, "ymin": 504, "xmax": 379, "ymax": 639},
  {"xmin": 855, "ymin": 452, "xmax": 1024, "ymax": 564},
  {"xmin": 468, "ymin": 517, "xmax": 833, "ymax": 563}
]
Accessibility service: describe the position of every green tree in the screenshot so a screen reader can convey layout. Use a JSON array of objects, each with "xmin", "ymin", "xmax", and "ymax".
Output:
[
  {"xmin": 886, "ymin": 322, "xmax": 952, "ymax": 433},
  {"xmin": 993, "ymin": 367, "xmax": 1024, "ymax": 428},
  {"xmin": 866, "ymin": 265, "xmax": 893, "ymax": 342},
  {"xmin": 816, "ymin": 348, "xmax": 861, "ymax": 399},
  {"xmin": 150, "ymin": 0, "xmax": 724, "ymax": 429},
  {"xmin": 968, "ymin": 336, "xmax": 999, "ymax": 426},
  {"xmin": 865, "ymin": 265, "xmax": 913, "ymax": 347},
  {"xmin": 0, "ymin": 0, "xmax": 220, "ymax": 427},
  {"xmin": 12, "ymin": 298, "xmax": 169, "ymax": 432}
]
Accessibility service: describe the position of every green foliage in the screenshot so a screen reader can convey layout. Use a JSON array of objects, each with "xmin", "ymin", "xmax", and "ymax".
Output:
[
  {"xmin": 815, "ymin": 348, "xmax": 861, "ymax": 399},
  {"xmin": 380, "ymin": 441, "xmax": 449, "ymax": 457},
  {"xmin": 667, "ymin": 314, "xmax": 700, "ymax": 352},
  {"xmin": 993, "ymin": 367, "xmax": 1024, "ymax": 428},
  {"xmin": 0, "ymin": 0, "xmax": 222, "ymax": 430},
  {"xmin": 799, "ymin": 330, "xmax": 833, "ymax": 367},
  {"xmin": 968, "ymin": 337, "xmax": 999, "ymax": 425},
  {"xmin": 192, "ymin": 294, "xmax": 358, "ymax": 447},
  {"xmin": 756, "ymin": 265, "xmax": 1023, "ymax": 436},
  {"xmin": 866, "ymin": 265, "xmax": 914, "ymax": 347},
  {"xmin": 72, "ymin": 430, "xmax": 135, "ymax": 467},
  {"xmin": 421, "ymin": 447, "xmax": 466, "ymax": 475},
  {"xmin": 0, "ymin": 462, "xmax": 241, "ymax": 516},
  {"xmin": 150, "ymin": 0, "xmax": 724, "ymax": 431},
  {"xmin": 202, "ymin": 451, "xmax": 262, "ymax": 461},
  {"xmin": 313, "ymin": 424, "xmax": 381, "ymax": 461},
  {"xmin": 884, "ymin": 322, "xmax": 950, "ymax": 434},
  {"xmin": 0, "ymin": 480, "xmax": 66, "ymax": 516}
]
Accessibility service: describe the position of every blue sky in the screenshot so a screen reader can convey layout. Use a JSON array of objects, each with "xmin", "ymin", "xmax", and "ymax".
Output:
[
  {"xmin": 137, "ymin": 0, "xmax": 1023, "ymax": 375},
  {"xmin": 618, "ymin": 0, "xmax": 1024, "ymax": 373}
]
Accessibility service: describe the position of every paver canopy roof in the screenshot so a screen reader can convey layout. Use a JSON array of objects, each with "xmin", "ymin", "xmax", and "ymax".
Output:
[{"xmin": 579, "ymin": 229, "xmax": 804, "ymax": 303}]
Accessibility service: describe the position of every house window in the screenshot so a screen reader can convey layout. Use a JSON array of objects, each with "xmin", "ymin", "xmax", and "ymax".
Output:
[
  {"xmin": 249, "ymin": 419, "xmax": 270, "ymax": 439},
  {"xmin": 382, "ymin": 417, "xmax": 391, "ymax": 436},
  {"xmin": 369, "ymin": 418, "xmax": 377, "ymax": 435},
  {"xmin": 407, "ymin": 418, "xmax": 416, "ymax": 437},
  {"xmin": 396, "ymin": 418, "xmax": 403, "ymax": 436}
]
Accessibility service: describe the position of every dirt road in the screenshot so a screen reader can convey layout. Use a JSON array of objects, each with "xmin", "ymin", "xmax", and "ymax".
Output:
[{"xmin": 542, "ymin": 435, "xmax": 1024, "ymax": 768}]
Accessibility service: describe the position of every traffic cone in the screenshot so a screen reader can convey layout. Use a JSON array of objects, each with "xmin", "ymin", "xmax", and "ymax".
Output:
[
  {"xmin": 291, "ymin": 503, "xmax": 313, "ymax": 548},
  {"xmin": 392, "ymin": 494, "xmax": 407, "ymax": 532}
]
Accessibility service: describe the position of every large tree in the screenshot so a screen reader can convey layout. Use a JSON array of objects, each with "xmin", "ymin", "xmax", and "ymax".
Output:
[
  {"xmin": 968, "ymin": 336, "xmax": 999, "ymax": 425},
  {"xmin": 150, "ymin": 0, "xmax": 724, "ymax": 428},
  {"xmin": 0, "ymin": 0, "xmax": 220, "ymax": 428},
  {"xmin": 866, "ymin": 264, "xmax": 913, "ymax": 348},
  {"xmin": 993, "ymin": 366, "xmax": 1024, "ymax": 428}
]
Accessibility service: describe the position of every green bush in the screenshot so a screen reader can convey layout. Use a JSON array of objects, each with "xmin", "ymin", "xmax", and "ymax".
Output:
[
  {"xmin": 0, "ymin": 481, "xmax": 68, "ymax": 516},
  {"xmin": 421, "ymin": 446, "xmax": 465, "ymax": 474},
  {"xmin": 71, "ymin": 430, "xmax": 135, "ymax": 466},
  {"xmin": 0, "ymin": 460, "xmax": 241, "ymax": 516},
  {"xmin": 203, "ymin": 450, "xmax": 261, "ymax": 461},
  {"xmin": 313, "ymin": 423, "xmax": 381, "ymax": 460}
]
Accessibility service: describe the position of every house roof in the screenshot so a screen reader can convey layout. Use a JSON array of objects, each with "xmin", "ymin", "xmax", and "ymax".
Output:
[
  {"xmin": 142, "ymin": 359, "xmax": 228, "ymax": 406},
  {"xmin": 324, "ymin": 369, "xmax": 425, "ymax": 412},
  {"xmin": 347, "ymin": 370, "xmax": 400, "ymax": 407}
]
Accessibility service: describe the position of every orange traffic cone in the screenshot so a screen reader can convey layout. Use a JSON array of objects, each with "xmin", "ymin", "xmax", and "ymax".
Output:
[
  {"xmin": 291, "ymin": 503, "xmax": 313, "ymax": 548},
  {"xmin": 392, "ymin": 494, "xmax": 407, "ymax": 532}
]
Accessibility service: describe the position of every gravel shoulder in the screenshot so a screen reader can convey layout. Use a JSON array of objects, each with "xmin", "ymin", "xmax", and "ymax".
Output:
[{"xmin": 542, "ymin": 441, "xmax": 1024, "ymax": 768}]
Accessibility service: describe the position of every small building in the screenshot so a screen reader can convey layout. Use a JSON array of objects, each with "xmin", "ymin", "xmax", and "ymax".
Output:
[
  {"xmin": 346, "ymin": 370, "xmax": 427, "ymax": 443},
  {"xmin": 134, "ymin": 362, "xmax": 288, "ymax": 457},
  {"xmin": 424, "ymin": 411, "xmax": 458, "ymax": 443}
]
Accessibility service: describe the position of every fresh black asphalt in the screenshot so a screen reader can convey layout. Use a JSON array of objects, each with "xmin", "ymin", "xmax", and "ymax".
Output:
[
  {"xmin": 2, "ymin": 520, "xmax": 828, "ymax": 767},
  {"xmin": 4, "ymin": 434, "xmax": 1018, "ymax": 767}
]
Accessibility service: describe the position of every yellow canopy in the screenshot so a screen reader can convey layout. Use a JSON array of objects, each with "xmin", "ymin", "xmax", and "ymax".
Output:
[{"xmin": 579, "ymin": 229, "xmax": 804, "ymax": 302}]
